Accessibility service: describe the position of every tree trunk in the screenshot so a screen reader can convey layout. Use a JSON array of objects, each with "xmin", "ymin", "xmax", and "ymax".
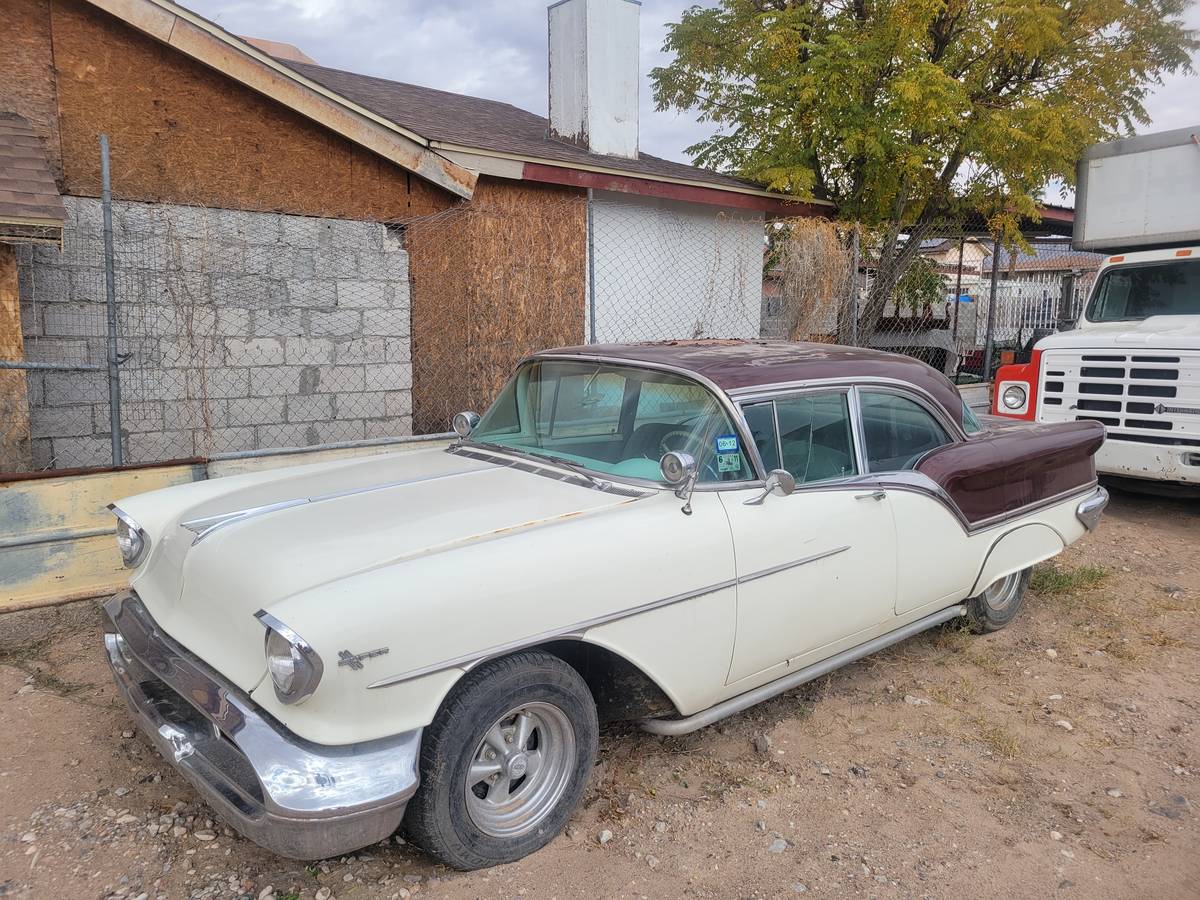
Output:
[{"xmin": 856, "ymin": 218, "xmax": 937, "ymax": 347}]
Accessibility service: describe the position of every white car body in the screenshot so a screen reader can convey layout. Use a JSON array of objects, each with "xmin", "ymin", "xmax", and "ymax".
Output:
[
  {"xmin": 103, "ymin": 341, "xmax": 1107, "ymax": 861},
  {"xmin": 993, "ymin": 246, "xmax": 1200, "ymax": 486}
]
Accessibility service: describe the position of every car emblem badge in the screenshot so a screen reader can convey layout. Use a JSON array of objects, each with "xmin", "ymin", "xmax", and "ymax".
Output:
[{"xmin": 337, "ymin": 647, "xmax": 390, "ymax": 670}]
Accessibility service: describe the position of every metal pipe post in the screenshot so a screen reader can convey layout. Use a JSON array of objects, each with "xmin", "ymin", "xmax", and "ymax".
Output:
[
  {"xmin": 982, "ymin": 238, "xmax": 1001, "ymax": 382},
  {"xmin": 951, "ymin": 236, "xmax": 964, "ymax": 340},
  {"xmin": 100, "ymin": 134, "xmax": 123, "ymax": 467},
  {"xmin": 586, "ymin": 188, "xmax": 597, "ymax": 344}
]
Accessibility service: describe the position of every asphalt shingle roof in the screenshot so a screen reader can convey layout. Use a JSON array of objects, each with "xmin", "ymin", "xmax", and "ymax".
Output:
[
  {"xmin": 284, "ymin": 60, "xmax": 764, "ymax": 192},
  {"xmin": 0, "ymin": 113, "xmax": 66, "ymax": 229}
]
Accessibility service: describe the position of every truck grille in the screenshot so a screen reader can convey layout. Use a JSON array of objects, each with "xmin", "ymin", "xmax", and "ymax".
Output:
[{"xmin": 1038, "ymin": 349, "xmax": 1200, "ymax": 446}]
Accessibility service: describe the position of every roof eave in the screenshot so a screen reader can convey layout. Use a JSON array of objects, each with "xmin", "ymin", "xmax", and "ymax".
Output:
[{"xmin": 83, "ymin": 0, "xmax": 477, "ymax": 199}]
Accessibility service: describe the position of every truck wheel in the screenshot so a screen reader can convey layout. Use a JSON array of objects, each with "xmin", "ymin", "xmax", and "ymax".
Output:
[
  {"xmin": 965, "ymin": 568, "xmax": 1031, "ymax": 633},
  {"xmin": 404, "ymin": 650, "xmax": 598, "ymax": 870}
]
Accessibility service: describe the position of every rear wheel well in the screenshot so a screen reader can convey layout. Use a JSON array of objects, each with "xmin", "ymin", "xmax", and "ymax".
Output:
[{"xmin": 533, "ymin": 640, "xmax": 678, "ymax": 723}]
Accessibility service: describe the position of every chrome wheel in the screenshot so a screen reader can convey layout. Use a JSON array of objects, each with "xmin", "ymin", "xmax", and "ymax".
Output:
[
  {"xmin": 982, "ymin": 572, "xmax": 1022, "ymax": 612},
  {"xmin": 464, "ymin": 702, "xmax": 576, "ymax": 838}
]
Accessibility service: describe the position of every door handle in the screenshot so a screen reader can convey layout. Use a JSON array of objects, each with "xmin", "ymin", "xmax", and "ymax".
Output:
[{"xmin": 855, "ymin": 490, "xmax": 886, "ymax": 501}]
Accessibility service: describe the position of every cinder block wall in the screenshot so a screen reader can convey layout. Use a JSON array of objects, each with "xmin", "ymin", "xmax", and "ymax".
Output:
[{"xmin": 18, "ymin": 198, "xmax": 414, "ymax": 469}]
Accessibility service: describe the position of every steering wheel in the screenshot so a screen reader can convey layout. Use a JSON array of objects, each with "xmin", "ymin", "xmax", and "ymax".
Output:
[{"xmin": 656, "ymin": 428, "xmax": 697, "ymax": 458}]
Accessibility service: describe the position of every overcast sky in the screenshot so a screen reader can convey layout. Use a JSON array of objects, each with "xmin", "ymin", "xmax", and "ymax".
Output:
[{"xmin": 188, "ymin": 0, "xmax": 1199, "ymax": 175}]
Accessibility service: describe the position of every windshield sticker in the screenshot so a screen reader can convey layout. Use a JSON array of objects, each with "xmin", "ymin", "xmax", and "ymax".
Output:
[{"xmin": 715, "ymin": 434, "xmax": 740, "ymax": 453}]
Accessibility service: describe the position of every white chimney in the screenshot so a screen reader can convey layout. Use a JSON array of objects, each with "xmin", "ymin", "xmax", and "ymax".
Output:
[{"xmin": 548, "ymin": 0, "xmax": 641, "ymax": 159}]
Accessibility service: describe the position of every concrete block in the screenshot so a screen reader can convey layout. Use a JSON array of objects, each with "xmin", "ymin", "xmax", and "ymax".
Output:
[
  {"xmin": 362, "ymin": 309, "xmax": 410, "ymax": 337},
  {"xmin": 23, "ymin": 338, "xmax": 93, "ymax": 367},
  {"xmin": 317, "ymin": 364, "xmax": 367, "ymax": 393},
  {"xmin": 371, "ymin": 363, "xmax": 413, "ymax": 391},
  {"xmin": 286, "ymin": 394, "xmax": 333, "ymax": 422},
  {"xmin": 19, "ymin": 302, "xmax": 42, "ymax": 337},
  {"xmin": 258, "ymin": 422, "xmax": 322, "ymax": 450},
  {"xmin": 384, "ymin": 391, "xmax": 413, "ymax": 418},
  {"xmin": 384, "ymin": 337, "xmax": 412, "ymax": 364},
  {"xmin": 199, "ymin": 426, "xmax": 258, "ymax": 455},
  {"xmin": 159, "ymin": 338, "xmax": 224, "ymax": 369},
  {"xmin": 216, "ymin": 306, "xmax": 252, "ymax": 337},
  {"xmin": 49, "ymin": 434, "xmax": 114, "ymax": 468},
  {"xmin": 312, "ymin": 249, "xmax": 360, "ymax": 279},
  {"xmin": 286, "ymin": 336, "xmax": 335, "ymax": 365},
  {"xmin": 318, "ymin": 218, "xmax": 382, "ymax": 251},
  {"xmin": 30, "ymin": 405, "xmax": 97, "ymax": 439},
  {"xmin": 126, "ymin": 429, "xmax": 195, "ymax": 463},
  {"xmin": 251, "ymin": 365, "xmax": 304, "ymax": 396},
  {"xmin": 26, "ymin": 266, "xmax": 69, "ymax": 303},
  {"xmin": 212, "ymin": 274, "xmax": 269, "ymax": 306},
  {"xmin": 32, "ymin": 438, "xmax": 53, "ymax": 469},
  {"xmin": 43, "ymin": 371, "xmax": 109, "ymax": 406},
  {"xmin": 67, "ymin": 269, "xmax": 104, "ymax": 304},
  {"xmin": 285, "ymin": 279, "xmax": 338, "ymax": 309},
  {"xmin": 286, "ymin": 250, "xmax": 317, "ymax": 279},
  {"xmin": 253, "ymin": 308, "xmax": 305, "ymax": 337},
  {"xmin": 64, "ymin": 196, "xmax": 104, "ymax": 231},
  {"xmin": 226, "ymin": 337, "xmax": 286, "ymax": 366},
  {"xmin": 202, "ymin": 368, "xmax": 252, "ymax": 399},
  {"xmin": 366, "ymin": 416, "xmax": 413, "ymax": 439},
  {"xmin": 310, "ymin": 309, "xmax": 362, "ymax": 337},
  {"xmin": 336, "ymin": 390, "xmax": 387, "ymax": 419},
  {"xmin": 109, "ymin": 401, "xmax": 165, "ymax": 434},
  {"xmin": 161, "ymin": 398, "xmax": 227, "ymax": 430},
  {"xmin": 280, "ymin": 216, "xmax": 322, "ymax": 250},
  {"xmin": 336, "ymin": 279, "xmax": 393, "ymax": 309},
  {"xmin": 356, "ymin": 251, "xmax": 406, "ymax": 281},
  {"xmin": 334, "ymin": 337, "xmax": 386, "ymax": 365},
  {"xmin": 227, "ymin": 396, "xmax": 285, "ymax": 427}
]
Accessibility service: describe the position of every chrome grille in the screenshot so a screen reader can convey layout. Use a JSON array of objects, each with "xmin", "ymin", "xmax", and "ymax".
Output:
[{"xmin": 1038, "ymin": 349, "xmax": 1200, "ymax": 446}]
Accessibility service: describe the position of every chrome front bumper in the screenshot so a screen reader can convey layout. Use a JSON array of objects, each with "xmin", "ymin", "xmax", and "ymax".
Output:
[{"xmin": 103, "ymin": 592, "xmax": 421, "ymax": 860}]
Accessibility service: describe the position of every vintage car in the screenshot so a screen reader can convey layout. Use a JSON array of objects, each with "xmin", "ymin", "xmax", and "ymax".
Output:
[{"xmin": 103, "ymin": 340, "xmax": 1108, "ymax": 869}]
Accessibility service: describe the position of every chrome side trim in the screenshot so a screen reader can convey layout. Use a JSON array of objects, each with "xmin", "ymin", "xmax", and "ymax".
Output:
[
  {"xmin": 367, "ymin": 545, "xmax": 850, "ymax": 690},
  {"xmin": 1075, "ymin": 486, "xmax": 1109, "ymax": 531},
  {"xmin": 639, "ymin": 604, "xmax": 968, "ymax": 736},
  {"xmin": 180, "ymin": 465, "xmax": 495, "ymax": 544},
  {"xmin": 447, "ymin": 445, "xmax": 652, "ymax": 498}
]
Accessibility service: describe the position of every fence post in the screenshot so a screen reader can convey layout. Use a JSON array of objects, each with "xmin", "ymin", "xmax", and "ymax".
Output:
[
  {"xmin": 586, "ymin": 188, "xmax": 597, "ymax": 344},
  {"xmin": 849, "ymin": 223, "xmax": 860, "ymax": 346},
  {"xmin": 99, "ymin": 134, "xmax": 123, "ymax": 467},
  {"xmin": 982, "ymin": 238, "xmax": 1000, "ymax": 382}
]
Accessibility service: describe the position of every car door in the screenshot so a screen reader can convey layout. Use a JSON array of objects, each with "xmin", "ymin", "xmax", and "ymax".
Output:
[
  {"xmin": 720, "ymin": 389, "xmax": 898, "ymax": 685},
  {"xmin": 855, "ymin": 387, "xmax": 980, "ymax": 615}
]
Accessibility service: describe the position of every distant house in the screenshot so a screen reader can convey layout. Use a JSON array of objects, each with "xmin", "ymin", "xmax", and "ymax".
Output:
[{"xmin": 1, "ymin": 0, "xmax": 828, "ymax": 471}]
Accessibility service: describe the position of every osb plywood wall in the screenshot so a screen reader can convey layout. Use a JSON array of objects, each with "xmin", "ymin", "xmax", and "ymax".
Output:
[
  {"xmin": 0, "ymin": 246, "xmax": 33, "ymax": 471},
  {"xmin": 14, "ymin": 0, "xmax": 454, "ymax": 220},
  {"xmin": 405, "ymin": 179, "xmax": 588, "ymax": 433}
]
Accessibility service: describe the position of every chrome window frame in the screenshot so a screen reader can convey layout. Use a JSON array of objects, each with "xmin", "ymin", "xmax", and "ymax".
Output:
[
  {"xmin": 851, "ymin": 384, "xmax": 960, "ymax": 475},
  {"xmin": 735, "ymin": 385, "xmax": 863, "ymax": 490},
  {"xmin": 470, "ymin": 353, "xmax": 770, "ymax": 492}
]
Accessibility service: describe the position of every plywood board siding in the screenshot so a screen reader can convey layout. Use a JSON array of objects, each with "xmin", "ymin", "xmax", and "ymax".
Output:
[
  {"xmin": 405, "ymin": 178, "xmax": 587, "ymax": 433},
  {"xmin": 45, "ymin": 0, "xmax": 453, "ymax": 219},
  {"xmin": 1, "ymin": 0, "xmax": 63, "ymax": 184},
  {"xmin": 0, "ymin": 245, "xmax": 33, "ymax": 472}
]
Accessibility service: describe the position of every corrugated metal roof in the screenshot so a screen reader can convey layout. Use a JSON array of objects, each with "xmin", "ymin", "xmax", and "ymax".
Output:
[{"xmin": 0, "ymin": 113, "xmax": 66, "ymax": 243}]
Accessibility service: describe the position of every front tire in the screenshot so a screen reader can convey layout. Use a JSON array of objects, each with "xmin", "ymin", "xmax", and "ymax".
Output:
[
  {"xmin": 404, "ymin": 650, "xmax": 598, "ymax": 870},
  {"xmin": 965, "ymin": 568, "xmax": 1031, "ymax": 633}
]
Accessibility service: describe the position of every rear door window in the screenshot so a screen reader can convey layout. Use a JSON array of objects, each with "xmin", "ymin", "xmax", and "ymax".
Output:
[{"xmin": 859, "ymin": 391, "xmax": 951, "ymax": 471}]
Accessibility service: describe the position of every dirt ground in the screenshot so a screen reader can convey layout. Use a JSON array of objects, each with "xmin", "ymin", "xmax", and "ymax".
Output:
[{"xmin": 1, "ymin": 486, "xmax": 1197, "ymax": 900}]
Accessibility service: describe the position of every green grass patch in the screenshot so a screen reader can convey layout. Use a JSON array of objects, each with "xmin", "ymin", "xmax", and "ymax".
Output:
[{"xmin": 1031, "ymin": 562, "xmax": 1107, "ymax": 596}]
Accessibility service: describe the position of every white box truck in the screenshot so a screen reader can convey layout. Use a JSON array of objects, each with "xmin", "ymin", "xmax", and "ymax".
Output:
[{"xmin": 991, "ymin": 124, "xmax": 1200, "ymax": 491}]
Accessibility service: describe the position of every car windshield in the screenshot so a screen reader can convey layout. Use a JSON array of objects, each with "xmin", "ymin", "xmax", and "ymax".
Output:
[
  {"xmin": 1087, "ymin": 259, "xmax": 1200, "ymax": 322},
  {"xmin": 469, "ymin": 359, "xmax": 755, "ymax": 484}
]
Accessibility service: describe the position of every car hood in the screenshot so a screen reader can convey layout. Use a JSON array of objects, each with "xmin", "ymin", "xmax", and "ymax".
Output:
[
  {"xmin": 1038, "ymin": 316, "xmax": 1200, "ymax": 351},
  {"xmin": 119, "ymin": 446, "xmax": 648, "ymax": 689}
]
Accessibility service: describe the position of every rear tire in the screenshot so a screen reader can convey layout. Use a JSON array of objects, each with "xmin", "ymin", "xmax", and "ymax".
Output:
[
  {"xmin": 965, "ymin": 568, "xmax": 1031, "ymax": 633},
  {"xmin": 404, "ymin": 650, "xmax": 598, "ymax": 870}
]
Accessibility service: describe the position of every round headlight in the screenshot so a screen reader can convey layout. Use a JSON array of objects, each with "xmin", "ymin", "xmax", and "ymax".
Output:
[
  {"xmin": 110, "ymin": 506, "xmax": 148, "ymax": 568},
  {"xmin": 1001, "ymin": 385, "xmax": 1027, "ymax": 410},
  {"xmin": 258, "ymin": 612, "xmax": 324, "ymax": 704}
]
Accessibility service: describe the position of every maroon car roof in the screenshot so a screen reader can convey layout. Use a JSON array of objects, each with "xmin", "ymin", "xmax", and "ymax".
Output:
[{"xmin": 534, "ymin": 340, "xmax": 967, "ymax": 425}]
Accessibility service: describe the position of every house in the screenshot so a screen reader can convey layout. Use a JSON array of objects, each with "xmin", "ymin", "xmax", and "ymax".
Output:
[{"xmin": 1, "ymin": 0, "xmax": 827, "ymax": 472}]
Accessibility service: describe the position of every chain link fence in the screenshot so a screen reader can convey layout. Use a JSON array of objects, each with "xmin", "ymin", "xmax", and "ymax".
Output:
[{"xmin": 5, "ymin": 176, "xmax": 1099, "ymax": 475}]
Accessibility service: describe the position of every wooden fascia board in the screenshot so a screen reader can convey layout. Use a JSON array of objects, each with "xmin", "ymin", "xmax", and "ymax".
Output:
[
  {"xmin": 520, "ymin": 161, "xmax": 834, "ymax": 217},
  {"xmin": 83, "ymin": 0, "xmax": 477, "ymax": 199}
]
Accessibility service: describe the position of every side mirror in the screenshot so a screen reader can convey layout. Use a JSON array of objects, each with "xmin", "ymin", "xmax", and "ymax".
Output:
[
  {"xmin": 452, "ymin": 410, "xmax": 480, "ymax": 439},
  {"xmin": 745, "ymin": 468, "xmax": 796, "ymax": 505},
  {"xmin": 660, "ymin": 451, "xmax": 698, "ymax": 498}
]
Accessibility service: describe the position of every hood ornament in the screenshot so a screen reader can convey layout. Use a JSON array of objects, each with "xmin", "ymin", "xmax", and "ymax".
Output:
[{"xmin": 338, "ymin": 647, "xmax": 390, "ymax": 670}]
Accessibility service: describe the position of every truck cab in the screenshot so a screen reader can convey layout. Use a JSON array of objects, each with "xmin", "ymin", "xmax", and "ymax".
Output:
[
  {"xmin": 991, "ymin": 124, "xmax": 1200, "ymax": 490},
  {"xmin": 992, "ymin": 247, "xmax": 1200, "ymax": 486}
]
